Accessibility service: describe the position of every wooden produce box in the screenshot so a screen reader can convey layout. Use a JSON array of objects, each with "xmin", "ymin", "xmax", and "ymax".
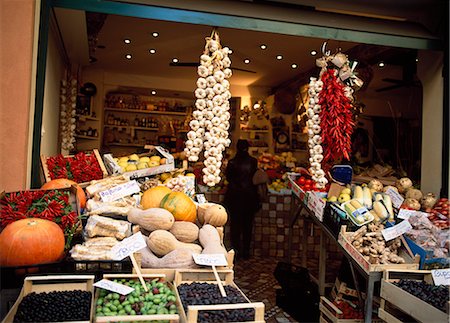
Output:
[
  {"xmin": 94, "ymin": 273, "xmax": 181, "ymax": 322},
  {"xmin": 173, "ymin": 269, "xmax": 265, "ymax": 323},
  {"xmin": 378, "ymin": 269, "xmax": 449, "ymax": 323},
  {"xmin": 319, "ymin": 296, "xmax": 383, "ymax": 323},
  {"xmin": 135, "ymin": 250, "xmax": 235, "ymax": 282},
  {"xmin": 41, "ymin": 149, "xmax": 108, "ymax": 188},
  {"xmin": 337, "ymin": 226, "xmax": 420, "ymax": 274},
  {"xmin": 2, "ymin": 275, "xmax": 95, "ymax": 323},
  {"xmin": 287, "ymin": 172, "xmax": 308, "ymax": 203},
  {"xmin": 103, "ymin": 145, "xmax": 174, "ymax": 180},
  {"xmin": 330, "ymin": 278, "xmax": 359, "ymax": 300}
]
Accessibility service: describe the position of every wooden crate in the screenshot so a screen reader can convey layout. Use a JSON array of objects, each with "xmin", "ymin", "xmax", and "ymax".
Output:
[
  {"xmin": 2, "ymin": 275, "xmax": 95, "ymax": 323},
  {"xmin": 173, "ymin": 269, "xmax": 265, "ymax": 323},
  {"xmin": 337, "ymin": 226, "xmax": 420, "ymax": 274},
  {"xmin": 331, "ymin": 277, "xmax": 359, "ymax": 300},
  {"xmin": 378, "ymin": 269, "xmax": 449, "ymax": 323},
  {"xmin": 319, "ymin": 296, "xmax": 383, "ymax": 323},
  {"xmin": 287, "ymin": 172, "xmax": 308, "ymax": 203},
  {"xmin": 41, "ymin": 149, "xmax": 108, "ymax": 188},
  {"xmin": 135, "ymin": 249, "xmax": 235, "ymax": 282},
  {"xmin": 94, "ymin": 273, "xmax": 181, "ymax": 322}
]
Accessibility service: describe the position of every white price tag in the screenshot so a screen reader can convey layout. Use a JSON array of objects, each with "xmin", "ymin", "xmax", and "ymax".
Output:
[
  {"xmin": 99, "ymin": 180, "xmax": 141, "ymax": 203},
  {"xmin": 196, "ymin": 194, "xmax": 207, "ymax": 204},
  {"xmin": 384, "ymin": 187, "xmax": 405, "ymax": 209},
  {"xmin": 111, "ymin": 232, "xmax": 147, "ymax": 261},
  {"xmin": 431, "ymin": 269, "xmax": 450, "ymax": 286},
  {"xmin": 193, "ymin": 253, "xmax": 228, "ymax": 267},
  {"xmin": 397, "ymin": 209, "xmax": 428, "ymax": 220},
  {"xmin": 381, "ymin": 220, "xmax": 412, "ymax": 241},
  {"xmin": 94, "ymin": 279, "xmax": 134, "ymax": 295},
  {"xmin": 307, "ymin": 192, "xmax": 326, "ymax": 222}
]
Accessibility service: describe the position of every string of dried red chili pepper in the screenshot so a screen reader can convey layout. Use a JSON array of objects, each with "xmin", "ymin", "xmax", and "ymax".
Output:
[{"xmin": 319, "ymin": 69, "xmax": 355, "ymax": 167}]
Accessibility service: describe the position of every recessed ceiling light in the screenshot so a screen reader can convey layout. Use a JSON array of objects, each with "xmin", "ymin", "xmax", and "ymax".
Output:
[
  {"xmin": 125, "ymin": 54, "xmax": 132, "ymax": 59},
  {"xmin": 310, "ymin": 50, "xmax": 317, "ymax": 56},
  {"xmin": 124, "ymin": 39, "xmax": 131, "ymax": 44},
  {"xmin": 244, "ymin": 59, "xmax": 250, "ymax": 64},
  {"xmin": 149, "ymin": 49, "xmax": 156, "ymax": 54},
  {"xmin": 151, "ymin": 90, "xmax": 157, "ymax": 95},
  {"xmin": 152, "ymin": 32, "xmax": 159, "ymax": 37},
  {"xmin": 172, "ymin": 58, "xmax": 179, "ymax": 63},
  {"xmin": 378, "ymin": 61, "xmax": 385, "ymax": 68},
  {"xmin": 276, "ymin": 55, "xmax": 283, "ymax": 60},
  {"xmin": 260, "ymin": 44, "xmax": 267, "ymax": 50},
  {"xmin": 291, "ymin": 64, "xmax": 298, "ymax": 69}
]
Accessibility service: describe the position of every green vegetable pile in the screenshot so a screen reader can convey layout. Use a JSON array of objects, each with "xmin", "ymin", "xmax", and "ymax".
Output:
[{"xmin": 95, "ymin": 278, "xmax": 178, "ymax": 319}]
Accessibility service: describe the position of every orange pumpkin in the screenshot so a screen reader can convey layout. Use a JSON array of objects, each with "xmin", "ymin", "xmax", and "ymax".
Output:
[
  {"xmin": 160, "ymin": 192, "xmax": 197, "ymax": 223},
  {"xmin": 0, "ymin": 218, "xmax": 65, "ymax": 267},
  {"xmin": 141, "ymin": 186, "xmax": 172, "ymax": 209},
  {"xmin": 41, "ymin": 178, "xmax": 86, "ymax": 209}
]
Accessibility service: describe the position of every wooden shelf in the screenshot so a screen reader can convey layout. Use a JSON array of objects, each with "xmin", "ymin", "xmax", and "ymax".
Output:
[
  {"xmin": 75, "ymin": 135, "xmax": 99, "ymax": 140},
  {"xmin": 105, "ymin": 107, "xmax": 186, "ymax": 116},
  {"xmin": 241, "ymin": 129, "xmax": 269, "ymax": 133},
  {"xmin": 104, "ymin": 125, "xmax": 159, "ymax": 131},
  {"xmin": 76, "ymin": 114, "xmax": 99, "ymax": 121},
  {"xmin": 109, "ymin": 143, "xmax": 145, "ymax": 147}
]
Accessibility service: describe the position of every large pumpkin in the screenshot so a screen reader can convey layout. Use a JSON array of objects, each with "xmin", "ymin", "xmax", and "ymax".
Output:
[
  {"xmin": 160, "ymin": 192, "xmax": 197, "ymax": 223},
  {"xmin": 0, "ymin": 218, "xmax": 65, "ymax": 267},
  {"xmin": 41, "ymin": 178, "xmax": 86, "ymax": 209},
  {"xmin": 141, "ymin": 186, "xmax": 172, "ymax": 209}
]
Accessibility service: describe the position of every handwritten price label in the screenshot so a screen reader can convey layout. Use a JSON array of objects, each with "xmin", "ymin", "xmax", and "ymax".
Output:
[
  {"xmin": 94, "ymin": 279, "xmax": 134, "ymax": 295},
  {"xmin": 431, "ymin": 269, "xmax": 450, "ymax": 286},
  {"xmin": 397, "ymin": 209, "xmax": 428, "ymax": 220},
  {"xmin": 381, "ymin": 220, "xmax": 412, "ymax": 241},
  {"xmin": 384, "ymin": 187, "xmax": 405, "ymax": 209},
  {"xmin": 111, "ymin": 232, "xmax": 147, "ymax": 261},
  {"xmin": 193, "ymin": 254, "xmax": 228, "ymax": 267},
  {"xmin": 99, "ymin": 180, "xmax": 140, "ymax": 203}
]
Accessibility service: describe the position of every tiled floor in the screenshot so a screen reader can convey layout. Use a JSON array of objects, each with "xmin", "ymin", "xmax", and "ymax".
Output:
[{"xmin": 233, "ymin": 256, "xmax": 343, "ymax": 323}]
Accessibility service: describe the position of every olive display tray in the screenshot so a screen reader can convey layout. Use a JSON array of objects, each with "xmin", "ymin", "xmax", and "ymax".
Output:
[
  {"xmin": 94, "ymin": 273, "xmax": 181, "ymax": 322},
  {"xmin": 378, "ymin": 269, "xmax": 450, "ymax": 323},
  {"xmin": 173, "ymin": 269, "xmax": 265, "ymax": 323},
  {"xmin": 2, "ymin": 275, "xmax": 95, "ymax": 323}
]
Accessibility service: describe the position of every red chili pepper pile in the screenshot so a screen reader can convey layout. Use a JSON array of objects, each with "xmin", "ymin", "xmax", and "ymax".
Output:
[
  {"xmin": 319, "ymin": 69, "xmax": 355, "ymax": 167},
  {"xmin": 47, "ymin": 152, "xmax": 103, "ymax": 183},
  {"xmin": 333, "ymin": 300, "xmax": 364, "ymax": 319}
]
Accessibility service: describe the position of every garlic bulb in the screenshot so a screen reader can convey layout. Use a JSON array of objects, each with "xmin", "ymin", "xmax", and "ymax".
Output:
[
  {"xmin": 307, "ymin": 77, "xmax": 327, "ymax": 189},
  {"xmin": 60, "ymin": 77, "xmax": 77, "ymax": 151},
  {"xmin": 186, "ymin": 32, "xmax": 232, "ymax": 186}
]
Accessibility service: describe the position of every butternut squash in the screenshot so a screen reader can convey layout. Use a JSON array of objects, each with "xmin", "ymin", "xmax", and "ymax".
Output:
[
  {"xmin": 147, "ymin": 230, "xmax": 202, "ymax": 256},
  {"xmin": 204, "ymin": 204, "xmax": 228, "ymax": 227},
  {"xmin": 127, "ymin": 207, "xmax": 175, "ymax": 232},
  {"xmin": 140, "ymin": 247, "xmax": 199, "ymax": 269},
  {"xmin": 199, "ymin": 224, "xmax": 227, "ymax": 257},
  {"xmin": 197, "ymin": 203, "xmax": 215, "ymax": 225},
  {"xmin": 169, "ymin": 221, "xmax": 199, "ymax": 243}
]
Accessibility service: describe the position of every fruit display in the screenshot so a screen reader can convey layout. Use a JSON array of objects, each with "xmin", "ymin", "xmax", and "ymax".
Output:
[
  {"xmin": 177, "ymin": 282, "xmax": 255, "ymax": 322},
  {"xmin": 41, "ymin": 178, "xmax": 87, "ymax": 209},
  {"xmin": 185, "ymin": 30, "xmax": 232, "ymax": 187},
  {"xmin": 160, "ymin": 191, "xmax": 197, "ymax": 223},
  {"xmin": 393, "ymin": 279, "xmax": 449, "ymax": 312},
  {"xmin": 257, "ymin": 152, "xmax": 297, "ymax": 171},
  {"xmin": 115, "ymin": 153, "xmax": 166, "ymax": 173},
  {"xmin": 14, "ymin": 290, "xmax": 92, "ymax": 322},
  {"xmin": 95, "ymin": 278, "xmax": 178, "ymax": 317},
  {"xmin": 427, "ymin": 198, "xmax": 449, "ymax": 229},
  {"xmin": 268, "ymin": 178, "xmax": 290, "ymax": 193},
  {"xmin": 332, "ymin": 300, "xmax": 364, "ymax": 319},
  {"xmin": 293, "ymin": 175, "xmax": 324, "ymax": 192},
  {"xmin": 347, "ymin": 223, "xmax": 405, "ymax": 264}
]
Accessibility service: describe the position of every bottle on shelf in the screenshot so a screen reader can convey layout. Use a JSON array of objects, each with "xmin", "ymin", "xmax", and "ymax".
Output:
[{"xmin": 134, "ymin": 115, "xmax": 139, "ymax": 127}]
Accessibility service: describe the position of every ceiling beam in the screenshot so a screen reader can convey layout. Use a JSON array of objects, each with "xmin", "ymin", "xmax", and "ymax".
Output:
[{"xmin": 51, "ymin": 0, "xmax": 442, "ymax": 50}]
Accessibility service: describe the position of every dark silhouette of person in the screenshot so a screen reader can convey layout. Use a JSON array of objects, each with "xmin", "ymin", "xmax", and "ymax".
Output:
[{"xmin": 224, "ymin": 139, "xmax": 260, "ymax": 260}]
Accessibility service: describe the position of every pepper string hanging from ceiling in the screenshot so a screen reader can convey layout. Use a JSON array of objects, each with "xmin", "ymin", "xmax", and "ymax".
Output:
[
  {"xmin": 307, "ymin": 42, "xmax": 364, "ymax": 185},
  {"xmin": 184, "ymin": 29, "xmax": 232, "ymax": 187}
]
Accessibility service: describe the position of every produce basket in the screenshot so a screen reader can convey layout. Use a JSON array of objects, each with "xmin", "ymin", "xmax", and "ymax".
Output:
[
  {"xmin": 94, "ymin": 273, "xmax": 181, "ymax": 322},
  {"xmin": 134, "ymin": 249, "xmax": 235, "ymax": 282},
  {"xmin": 287, "ymin": 172, "xmax": 308, "ymax": 203},
  {"xmin": 2, "ymin": 275, "xmax": 95, "ymax": 323},
  {"xmin": 173, "ymin": 269, "xmax": 265, "ymax": 323},
  {"xmin": 319, "ymin": 296, "xmax": 383, "ymax": 323},
  {"xmin": 323, "ymin": 203, "xmax": 352, "ymax": 239},
  {"xmin": 41, "ymin": 149, "xmax": 108, "ymax": 188},
  {"xmin": 403, "ymin": 235, "xmax": 450, "ymax": 270},
  {"xmin": 378, "ymin": 269, "xmax": 450, "ymax": 323},
  {"xmin": 330, "ymin": 277, "xmax": 359, "ymax": 301},
  {"xmin": 337, "ymin": 226, "xmax": 420, "ymax": 274},
  {"xmin": 103, "ymin": 145, "xmax": 174, "ymax": 180}
]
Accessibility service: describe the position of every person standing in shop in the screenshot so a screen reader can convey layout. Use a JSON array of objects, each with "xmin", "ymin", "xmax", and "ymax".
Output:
[{"xmin": 224, "ymin": 139, "xmax": 261, "ymax": 260}]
